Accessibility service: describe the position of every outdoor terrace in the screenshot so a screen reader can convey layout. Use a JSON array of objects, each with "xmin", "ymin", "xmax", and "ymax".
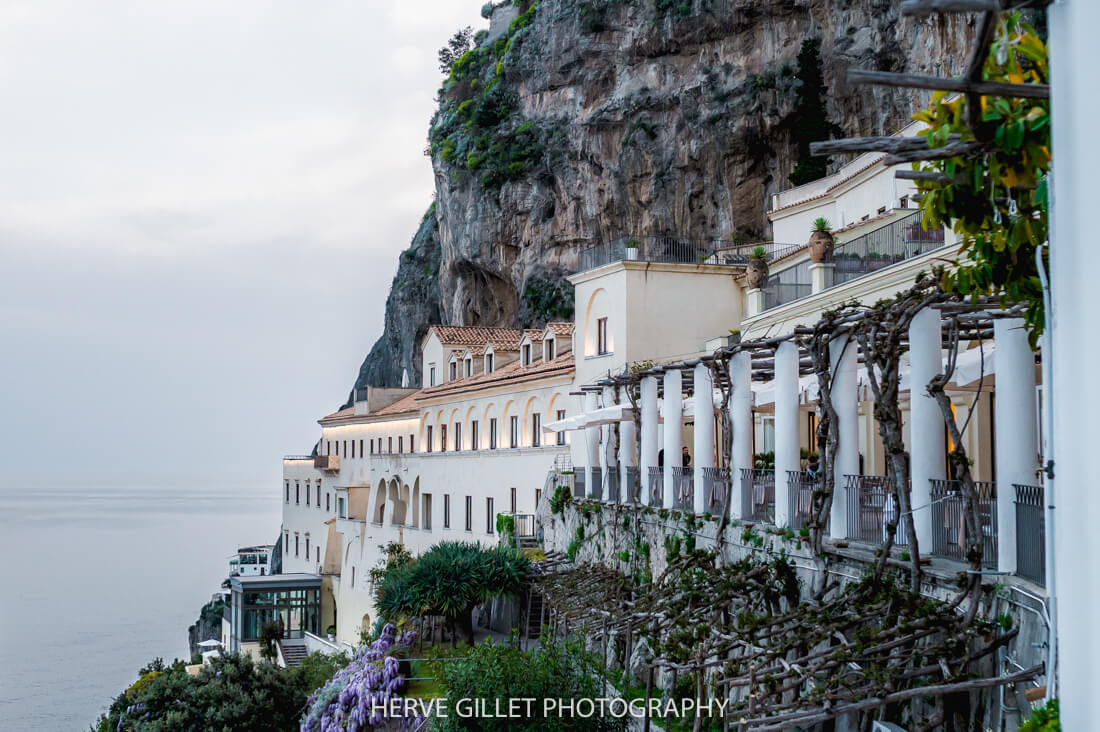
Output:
[{"xmin": 575, "ymin": 235, "xmax": 803, "ymax": 274}]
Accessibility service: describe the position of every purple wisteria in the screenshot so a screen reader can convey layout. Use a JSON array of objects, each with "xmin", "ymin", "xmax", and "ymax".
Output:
[{"xmin": 301, "ymin": 623, "xmax": 422, "ymax": 732}]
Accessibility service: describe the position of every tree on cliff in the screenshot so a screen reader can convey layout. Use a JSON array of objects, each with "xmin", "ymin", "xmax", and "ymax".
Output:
[{"xmin": 788, "ymin": 39, "xmax": 841, "ymax": 186}]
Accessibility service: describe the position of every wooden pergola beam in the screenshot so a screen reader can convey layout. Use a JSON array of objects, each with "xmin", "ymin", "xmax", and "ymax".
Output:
[
  {"xmin": 847, "ymin": 68, "xmax": 1050, "ymax": 100},
  {"xmin": 900, "ymin": 0, "xmax": 1050, "ymax": 16}
]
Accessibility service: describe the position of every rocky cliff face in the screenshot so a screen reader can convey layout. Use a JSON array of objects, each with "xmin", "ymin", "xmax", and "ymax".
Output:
[{"xmin": 353, "ymin": 0, "xmax": 973, "ymax": 390}]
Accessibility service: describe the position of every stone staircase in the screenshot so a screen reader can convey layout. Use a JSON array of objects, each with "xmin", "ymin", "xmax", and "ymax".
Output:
[{"xmin": 279, "ymin": 640, "xmax": 308, "ymax": 667}]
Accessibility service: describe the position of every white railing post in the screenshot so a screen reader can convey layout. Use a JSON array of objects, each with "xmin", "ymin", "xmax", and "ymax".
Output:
[
  {"xmin": 694, "ymin": 362, "xmax": 715, "ymax": 515},
  {"xmin": 640, "ymin": 376, "xmax": 659, "ymax": 506},
  {"xmin": 908, "ymin": 306, "xmax": 945, "ymax": 550},
  {"xmin": 729, "ymin": 352, "xmax": 753, "ymax": 520}
]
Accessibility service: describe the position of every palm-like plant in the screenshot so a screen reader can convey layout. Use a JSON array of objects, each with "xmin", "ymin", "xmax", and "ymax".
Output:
[{"xmin": 374, "ymin": 541, "xmax": 531, "ymax": 647}]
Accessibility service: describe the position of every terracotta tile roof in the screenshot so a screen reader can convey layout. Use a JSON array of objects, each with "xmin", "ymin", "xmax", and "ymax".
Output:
[
  {"xmin": 319, "ymin": 390, "xmax": 424, "ymax": 423},
  {"xmin": 418, "ymin": 352, "xmax": 575, "ymax": 399},
  {"xmin": 429, "ymin": 325, "xmax": 526, "ymax": 348},
  {"xmin": 545, "ymin": 322, "xmax": 573, "ymax": 337}
]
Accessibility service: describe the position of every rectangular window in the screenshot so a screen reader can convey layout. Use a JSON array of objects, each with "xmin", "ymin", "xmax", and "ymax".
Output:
[
  {"xmin": 429, "ymin": 366, "xmax": 436, "ymax": 386},
  {"xmin": 285, "ymin": 481, "xmax": 289, "ymax": 503},
  {"xmin": 531, "ymin": 413, "xmax": 541, "ymax": 447},
  {"xmin": 465, "ymin": 359, "xmax": 472, "ymax": 377},
  {"xmin": 370, "ymin": 439, "xmax": 374, "ymax": 454},
  {"xmin": 351, "ymin": 441, "xmax": 355, "ymax": 458},
  {"xmin": 510, "ymin": 416, "xmax": 519, "ymax": 448},
  {"xmin": 522, "ymin": 343, "xmax": 531, "ymax": 365},
  {"xmin": 306, "ymin": 483, "xmax": 310, "ymax": 506},
  {"xmin": 295, "ymin": 534, "xmax": 299, "ymax": 557},
  {"xmin": 536, "ymin": 488, "xmax": 542, "ymax": 507},
  {"xmin": 359, "ymin": 439, "xmax": 363, "ymax": 457},
  {"xmin": 427, "ymin": 426, "xmax": 433, "ymax": 453},
  {"xmin": 454, "ymin": 422, "xmax": 462, "ymax": 451},
  {"xmin": 284, "ymin": 532, "xmax": 289, "ymax": 552},
  {"xmin": 485, "ymin": 353, "xmax": 494, "ymax": 373},
  {"xmin": 444, "ymin": 494, "xmax": 451, "ymax": 529},
  {"xmin": 471, "ymin": 420, "xmax": 479, "ymax": 450},
  {"xmin": 326, "ymin": 440, "xmax": 331, "ymax": 455},
  {"xmin": 465, "ymin": 496, "xmax": 472, "ymax": 532},
  {"xmin": 326, "ymin": 492, "xmax": 330, "ymax": 512},
  {"xmin": 305, "ymin": 535, "xmax": 310, "ymax": 558},
  {"xmin": 557, "ymin": 409, "xmax": 567, "ymax": 445},
  {"xmin": 316, "ymin": 546, "xmax": 320, "ymax": 564},
  {"xmin": 388, "ymin": 436, "xmax": 393, "ymax": 453},
  {"xmin": 337, "ymin": 496, "xmax": 347, "ymax": 519},
  {"xmin": 316, "ymin": 484, "xmax": 321, "ymax": 507},
  {"xmin": 398, "ymin": 436, "xmax": 404, "ymax": 453},
  {"xmin": 423, "ymin": 494, "xmax": 432, "ymax": 531},
  {"xmin": 486, "ymin": 497, "xmax": 494, "ymax": 534},
  {"xmin": 597, "ymin": 317, "xmax": 609, "ymax": 355},
  {"xmin": 409, "ymin": 434, "xmax": 414, "ymax": 452},
  {"xmin": 295, "ymin": 481, "xmax": 300, "ymax": 505},
  {"xmin": 546, "ymin": 339, "xmax": 555, "ymax": 361},
  {"xmin": 343, "ymin": 440, "xmax": 347, "ymax": 456},
  {"xmin": 441, "ymin": 424, "xmax": 448, "ymax": 452},
  {"xmin": 490, "ymin": 418, "xmax": 498, "ymax": 449},
  {"xmin": 510, "ymin": 487, "xmax": 517, "ymax": 514}
]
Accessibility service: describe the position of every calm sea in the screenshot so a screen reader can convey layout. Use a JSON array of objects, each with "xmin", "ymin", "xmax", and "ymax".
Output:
[{"xmin": 0, "ymin": 479, "xmax": 281, "ymax": 731}]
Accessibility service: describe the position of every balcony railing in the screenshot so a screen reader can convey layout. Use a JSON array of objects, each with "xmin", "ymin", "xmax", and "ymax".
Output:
[
  {"xmin": 576, "ymin": 236, "xmax": 802, "ymax": 274},
  {"xmin": 699, "ymin": 467, "xmax": 728, "ymax": 517},
  {"xmin": 648, "ymin": 467, "xmax": 664, "ymax": 505},
  {"xmin": 671, "ymin": 467, "xmax": 693, "ymax": 512},
  {"xmin": 588, "ymin": 467, "xmax": 603, "ymax": 500},
  {"xmin": 787, "ymin": 471, "xmax": 816, "ymax": 531},
  {"xmin": 845, "ymin": 475, "xmax": 909, "ymax": 546},
  {"xmin": 833, "ymin": 210, "xmax": 946, "ymax": 286},
  {"xmin": 314, "ymin": 455, "xmax": 340, "ymax": 472},
  {"xmin": 930, "ymin": 479, "xmax": 997, "ymax": 569},
  {"xmin": 740, "ymin": 469, "xmax": 775, "ymax": 523},
  {"xmin": 624, "ymin": 467, "xmax": 641, "ymax": 504},
  {"xmin": 605, "ymin": 467, "xmax": 621, "ymax": 503},
  {"xmin": 1014, "ymin": 483, "xmax": 1045, "ymax": 585}
]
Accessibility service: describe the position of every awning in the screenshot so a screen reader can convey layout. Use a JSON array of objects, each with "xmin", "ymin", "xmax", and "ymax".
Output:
[{"xmin": 543, "ymin": 404, "xmax": 636, "ymax": 432}]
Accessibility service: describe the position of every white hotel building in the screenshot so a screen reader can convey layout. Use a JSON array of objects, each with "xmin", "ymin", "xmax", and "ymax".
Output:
[{"xmin": 250, "ymin": 121, "xmax": 1047, "ymax": 670}]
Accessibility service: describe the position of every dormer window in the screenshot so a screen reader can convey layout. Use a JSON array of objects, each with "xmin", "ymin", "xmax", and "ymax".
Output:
[
  {"xmin": 429, "ymin": 365, "xmax": 436, "ymax": 387},
  {"xmin": 522, "ymin": 343, "xmax": 532, "ymax": 366},
  {"xmin": 464, "ymin": 357, "xmax": 473, "ymax": 377},
  {"xmin": 544, "ymin": 337, "xmax": 555, "ymax": 362},
  {"xmin": 449, "ymin": 360, "xmax": 457, "ymax": 381},
  {"xmin": 485, "ymin": 353, "xmax": 495, "ymax": 373}
]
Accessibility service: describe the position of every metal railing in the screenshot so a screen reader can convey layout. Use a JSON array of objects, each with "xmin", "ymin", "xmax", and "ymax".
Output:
[
  {"xmin": 624, "ymin": 467, "xmax": 641, "ymax": 504},
  {"xmin": 740, "ymin": 469, "xmax": 775, "ymax": 523},
  {"xmin": 573, "ymin": 471, "xmax": 586, "ymax": 499},
  {"xmin": 701, "ymin": 467, "xmax": 730, "ymax": 517},
  {"xmin": 1014, "ymin": 484, "xmax": 1045, "ymax": 585},
  {"xmin": 833, "ymin": 210, "xmax": 946, "ymax": 286},
  {"xmin": 845, "ymin": 475, "xmax": 910, "ymax": 546},
  {"xmin": 787, "ymin": 471, "xmax": 816, "ymax": 531},
  {"xmin": 929, "ymin": 479, "xmax": 997, "ymax": 568},
  {"xmin": 648, "ymin": 467, "xmax": 663, "ymax": 505},
  {"xmin": 671, "ymin": 467, "xmax": 693, "ymax": 511},
  {"xmin": 576, "ymin": 236, "xmax": 802, "ymax": 273},
  {"xmin": 588, "ymin": 467, "xmax": 603, "ymax": 500},
  {"xmin": 763, "ymin": 282, "xmax": 813, "ymax": 310},
  {"xmin": 605, "ymin": 467, "xmax": 620, "ymax": 503}
]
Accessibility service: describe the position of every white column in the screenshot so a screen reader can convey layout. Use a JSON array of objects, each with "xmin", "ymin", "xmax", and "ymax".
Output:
[
  {"xmin": 662, "ymin": 369, "xmax": 683, "ymax": 510},
  {"xmin": 618, "ymin": 386, "xmax": 637, "ymax": 503},
  {"xmin": 584, "ymin": 391, "xmax": 601, "ymax": 501},
  {"xmin": 774, "ymin": 341, "xmax": 799, "ymax": 527},
  {"xmin": 1050, "ymin": 3, "xmax": 1100, "ymax": 715},
  {"xmin": 693, "ymin": 362, "xmax": 715, "ymax": 515},
  {"xmin": 640, "ymin": 376, "xmax": 659, "ymax": 506},
  {"xmin": 994, "ymin": 319, "xmax": 1038, "ymax": 572},
  {"xmin": 730, "ymin": 352, "xmax": 753, "ymax": 519},
  {"xmin": 602, "ymin": 386, "xmax": 617, "ymax": 502},
  {"xmin": 908, "ymin": 306, "xmax": 945, "ymax": 550},
  {"xmin": 809, "ymin": 262, "xmax": 835, "ymax": 294},
  {"xmin": 830, "ymin": 335, "xmax": 859, "ymax": 539},
  {"xmin": 746, "ymin": 288, "xmax": 765, "ymax": 317}
]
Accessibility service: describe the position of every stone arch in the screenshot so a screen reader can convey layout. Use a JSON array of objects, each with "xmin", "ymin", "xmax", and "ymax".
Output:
[
  {"xmin": 521, "ymin": 395, "xmax": 540, "ymax": 447},
  {"xmin": 449, "ymin": 408, "xmax": 461, "ymax": 450},
  {"xmin": 373, "ymin": 479, "xmax": 387, "ymax": 523},
  {"xmin": 411, "ymin": 477, "xmax": 421, "ymax": 528}
]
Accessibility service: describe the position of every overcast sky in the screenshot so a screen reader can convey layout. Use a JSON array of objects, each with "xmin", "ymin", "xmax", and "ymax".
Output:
[{"xmin": 0, "ymin": 0, "xmax": 487, "ymax": 487}]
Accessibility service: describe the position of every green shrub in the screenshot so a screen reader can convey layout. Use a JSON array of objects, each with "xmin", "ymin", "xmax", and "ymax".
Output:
[
  {"xmin": 549, "ymin": 484, "xmax": 571, "ymax": 516},
  {"xmin": 1020, "ymin": 698, "xmax": 1060, "ymax": 732}
]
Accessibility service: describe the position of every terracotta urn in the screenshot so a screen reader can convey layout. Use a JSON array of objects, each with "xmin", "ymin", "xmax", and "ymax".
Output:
[
  {"xmin": 809, "ymin": 230, "xmax": 834, "ymax": 263},
  {"xmin": 746, "ymin": 258, "xmax": 769, "ymax": 289}
]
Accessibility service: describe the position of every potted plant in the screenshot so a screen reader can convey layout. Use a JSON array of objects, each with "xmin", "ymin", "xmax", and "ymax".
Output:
[
  {"xmin": 326, "ymin": 625, "xmax": 336, "ymax": 642},
  {"xmin": 625, "ymin": 237, "xmax": 640, "ymax": 260},
  {"xmin": 808, "ymin": 217, "xmax": 834, "ymax": 263},
  {"xmin": 745, "ymin": 245, "xmax": 769, "ymax": 289}
]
